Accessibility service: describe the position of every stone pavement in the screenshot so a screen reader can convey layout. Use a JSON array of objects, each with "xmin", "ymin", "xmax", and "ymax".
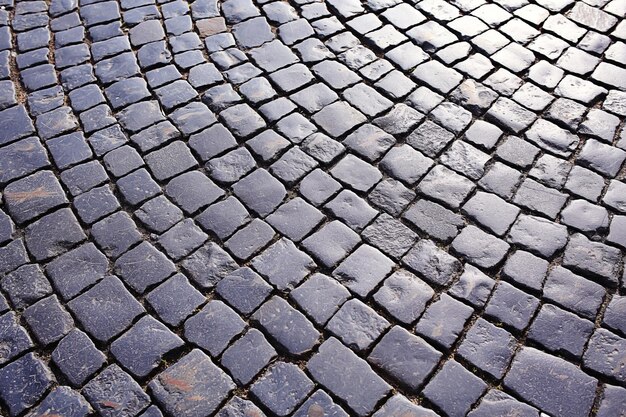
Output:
[{"xmin": 0, "ymin": 0, "xmax": 625, "ymax": 415}]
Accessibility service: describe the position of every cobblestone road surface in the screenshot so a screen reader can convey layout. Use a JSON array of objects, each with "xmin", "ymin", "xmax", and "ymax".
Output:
[{"xmin": 0, "ymin": 0, "xmax": 626, "ymax": 415}]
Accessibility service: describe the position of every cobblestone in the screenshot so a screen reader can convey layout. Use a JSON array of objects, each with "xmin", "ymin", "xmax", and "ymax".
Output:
[{"xmin": 1, "ymin": 0, "xmax": 625, "ymax": 415}]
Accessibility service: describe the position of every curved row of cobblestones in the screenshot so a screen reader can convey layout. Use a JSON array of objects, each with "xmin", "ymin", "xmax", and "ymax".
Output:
[{"xmin": 0, "ymin": 0, "xmax": 625, "ymax": 416}]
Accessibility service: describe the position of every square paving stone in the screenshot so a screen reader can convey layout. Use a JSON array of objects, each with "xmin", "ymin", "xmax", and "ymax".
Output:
[
  {"xmin": 220, "ymin": 328, "xmax": 276, "ymax": 385},
  {"xmin": 528, "ymin": 303, "xmax": 594, "ymax": 358},
  {"xmin": 25, "ymin": 386, "xmax": 91, "ymax": 417},
  {"xmin": 216, "ymin": 267, "xmax": 272, "ymax": 315},
  {"xmin": 504, "ymin": 347, "xmax": 597, "ymax": 417},
  {"xmin": 325, "ymin": 190, "xmax": 378, "ymax": 232},
  {"xmin": 333, "ymin": 244, "xmax": 394, "ymax": 297},
  {"xmin": 543, "ymin": 266, "xmax": 605, "ymax": 320},
  {"xmin": 290, "ymin": 273, "xmax": 351, "ymax": 326},
  {"xmin": 189, "ymin": 123, "xmax": 237, "ymax": 162},
  {"xmin": 3, "ymin": 170, "xmax": 68, "ymax": 224},
  {"xmin": 507, "ymin": 214, "xmax": 568, "ymax": 258},
  {"xmin": 47, "ymin": 132, "xmax": 93, "ymax": 169},
  {"xmin": 216, "ymin": 397, "xmax": 265, "ymax": 417},
  {"xmin": 362, "ymin": 213, "xmax": 417, "ymax": 259},
  {"xmin": 501, "ymin": 250, "xmax": 549, "ymax": 292},
  {"xmin": 270, "ymin": 147, "xmax": 319, "ymax": 185},
  {"xmin": 68, "ymin": 276, "xmax": 145, "ymax": 343},
  {"xmin": 184, "ymin": 300, "xmax": 245, "ymax": 356},
  {"xmin": 418, "ymin": 165, "xmax": 474, "ymax": 209},
  {"xmin": 369, "ymin": 326, "xmax": 441, "ymax": 390},
  {"xmin": 403, "ymin": 239, "xmax": 462, "ymax": 287},
  {"xmin": 307, "ymin": 337, "xmax": 391, "ymax": 416},
  {"xmin": 583, "ymin": 328, "xmax": 626, "ymax": 383},
  {"xmin": 415, "ymin": 293, "xmax": 474, "ymax": 350},
  {"xmin": 251, "ymin": 238, "xmax": 315, "ymax": 290},
  {"xmin": 0, "ymin": 263, "xmax": 52, "ymax": 310},
  {"xmin": 136, "ymin": 195, "xmax": 184, "ymax": 234},
  {"xmin": 24, "ymin": 207, "xmax": 86, "ymax": 261},
  {"xmin": 0, "ymin": 137, "xmax": 49, "ymax": 184},
  {"xmin": 23, "ymin": 295, "xmax": 74, "ymax": 346},
  {"xmin": 253, "ymin": 296, "xmax": 320, "ymax": 356},
  {"xmin": 380, "ymin": 144, "xmax": 433, "ymax": 185},
  {"xmin": 449, "ymin": 264, "xmax": 495, "ymax": 308},
  {"xmin": 330, "ymin": 154, "xmax": 382, "ymax": 192},
  {"xmin": 458, "ymin": 318, "xmax": 517, "ymax": 379},
  {"xmin": 115, "ymin": 241, "xmax": 176, "ymax": 293},
  {"xmin": 293, "ymin": 390, "xmax": 349, "ymax": 417},
  {"xmin": 0, "ymin": 353, "xmax": 55, "ymax": 417},
  {"xmin": 462, "ymin": 191, "xmax": 520, "ymax": 236},
  {"xmin": 596, "ymin": 384, "xmax": 626, "ymax": 417},
  {"xmin": 251, "ymin": 362, "xmax": 314, "ymax": 416},
  {"xmin": 373, "ymin": 395, "xmax": 437, "ymax": 417},
  {"xmin": 220, "ymin": 103, "xmax": 266, "ymax": 138},
  {"xmin": 485, "ymin": 281, "xmax": 539, "ymax": 332},
  {"xmin": 225, "ymin": 218, "xmax": 275, "ymax": 261},
  {"xmin": 232, "ymin": 169, "xmax": 286, "ymax": 217},
  {"xmin": 182, "ymin": 242, "xmax": 238, "ymax": 289},
  {"xmin": 103, "ymin": 145, "xmax": 144, "ymax": 178},
  {"xmin": 374, "ymin": 269, "xmax": 434, "ymax": 324},
  {"xmin": 45, "ymin": 242, "xmax": 107, "ymax": 301},
  {"xmin": 422, "ymin": 360, "xmax": 487, "ymax": 417},
  {"xmin": 368, "ymin": 179, "xmax": 415, "ymax": 217},
  {"xmin": 487, "ymin": 97, "xmax": 537, "ymax": 133},
  {"xmin": 327, "ymin": 299, "xmax": 389, "ymax": 351},
  {"xmin": 92, "ymin": 211, "xmax": 142, "ymax": 258},
  {"xmin": 563, "ymin": 232, "xmax": 622, "ymax": 287},
  {"xmin": 52, "ymin": 329, "xmax": 106, "ymax": 386},
  {"xmin": 0, "ymin": 312, "xmax": 33, "ymax": 366},
  {"xmin": 469, "ymin": 389, "xmax": 540, "ymax": 417},
  {"xmin": 146, "ymin": 140, "xmax": 198, "ymax": 181},
  {"xmin": 111, "ymin": 315, "xmax": 184, "ymax": 378},
  {"xmin": 146, "ymin": 273, "xmax": 205, "ymax": 327},
  {"xmin": 313, "ymin": 101, "xmax": 367, "ymax": 137},
  {"xmin": 158, "ymin": 219, "xmax": 208, "ymax": 260},
  {"xmin": 344, "ymin": 124, "xmax": 395, "ymax": 162},
  {"xmin": 196, "ymin": 196, "xmax": 249, "ymax": 239},
  {"xmin": 73, "ymin": 184, "xmax": 120, "ymax": 224},
  {"xmin": 302, "ymin": 220, "xmax": 360, "ymax": 268},
  {"xmin": 403, "ymin": 199, "xmax": 464, "ymax": 243},
  {"xmin": 451, "ymin": 225, "xmax": 510, "ymax": 268},
  {"xmin": 603, "ymin": 295, "xmax": 626, "ymax": 337},
  {"xmin": 83, "ymin": 364, "xmax": 150, "ymax": 417}
]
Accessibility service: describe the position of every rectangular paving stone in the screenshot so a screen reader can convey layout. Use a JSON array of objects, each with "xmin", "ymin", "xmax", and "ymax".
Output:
[{"xmin": 307, "ymin": 337, "xmax": 391, "ymax": 416}]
